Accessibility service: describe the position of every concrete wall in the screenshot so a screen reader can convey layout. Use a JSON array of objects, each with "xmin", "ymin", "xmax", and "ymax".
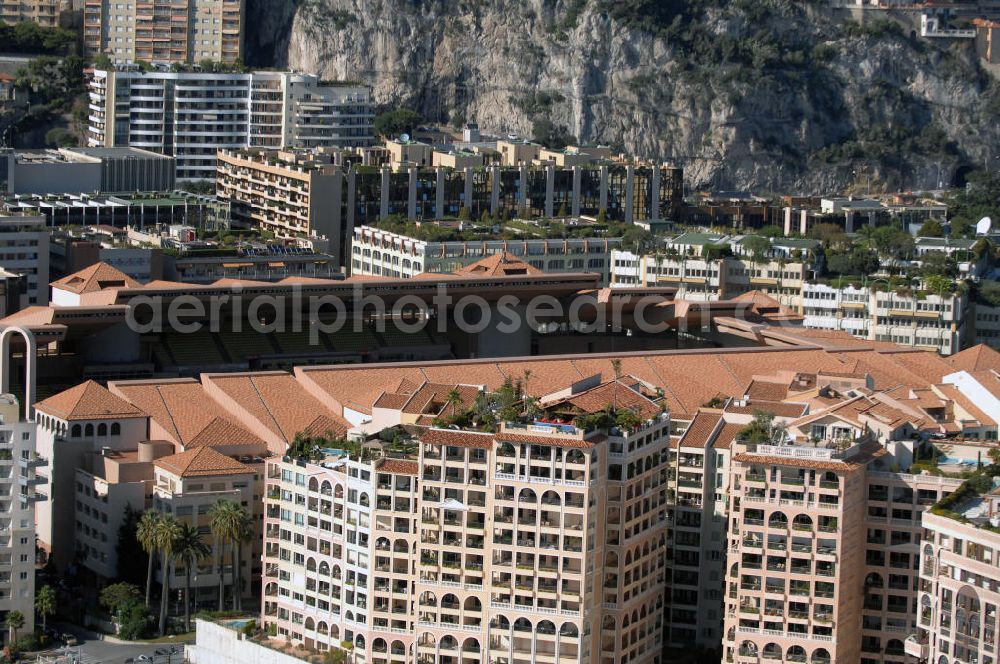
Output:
[{"xmin": 189, "ymin": 620, "xmax": 312, "ymax": 664}]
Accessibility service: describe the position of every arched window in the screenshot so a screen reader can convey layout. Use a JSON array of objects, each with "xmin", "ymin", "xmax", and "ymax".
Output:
[
  {"xmin": 97, "ymin": 423, "xmax": 107, "ymax": 436},
  {"xmin": 71, "ymin": 424, "xmax": 81, "ymax": 438},
  {"xmin": 84, "ymin": 423, "xmax": 94, "ymax": 437},
  {"xmin": 110, "ymin": 422, "xmax": 121, "ymax": 435}
]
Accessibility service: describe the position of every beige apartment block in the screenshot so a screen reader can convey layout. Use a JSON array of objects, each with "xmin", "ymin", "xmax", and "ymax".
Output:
[
  {"xmin": 0, "ymin": 0, "xmax": 65, "ymax": 27},
  {"xmin": 216, "ymin": 149, "xmax": 343, "ymax": 255},
  {"xmin": 261, "ymin": 376, "xmax": 671, "ymax": 664},
  {"xmin": 84, "ymin": 0, "xmax": 245, "ymax": 64}
]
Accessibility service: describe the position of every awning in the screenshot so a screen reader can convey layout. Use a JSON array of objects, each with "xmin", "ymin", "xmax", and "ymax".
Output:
[
  {"xmin": 267, "ymin": 261, "xmax": 286, "ymax": 268},
  {"xmin": 441, "ymin": 498, "xmax": 468, "ymax": 512},
  {"xmin": 222, "ymin": 262, "xmax": 253, "ymax": 268}
]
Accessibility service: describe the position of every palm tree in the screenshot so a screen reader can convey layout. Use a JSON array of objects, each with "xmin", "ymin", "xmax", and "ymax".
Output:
[
  {"xmin": 5, "ymin": 610, "xmax": 23, "ymax": 645},
  {"xmin": 154, "ymin": 514, "xmax": 183, "ymax": 636},
  {"xmin": 35, "ymin": 585, "xmax": 56, "ymax": 632},
  {"xmin": 445, "ymin": 388, "xmax": 463, "ymax": 420},
  {"xmin": 230, "ymin": 508, "xmax": 253, "ymax": 612},
  {"xmin": 136, "ymin": 510, "xmax": 160, "ymax": 608},
  {"xmin": 173, "ymin": 523, "xmax": 210, "ymax": 632},
  {"xmin": 209, "ymin": 500, "xmax": 250, "ymax": 611}
]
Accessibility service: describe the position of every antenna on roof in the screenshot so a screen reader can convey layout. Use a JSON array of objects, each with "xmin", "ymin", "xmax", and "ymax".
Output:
[{"xmin": 976, "ymin": 216, "xmax": 992, "ymax": 236}]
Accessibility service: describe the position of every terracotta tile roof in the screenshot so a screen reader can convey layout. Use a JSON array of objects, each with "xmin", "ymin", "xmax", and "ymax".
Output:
[
  {"xmin": 969, "ymin": 370, "xmax": 1000, "ymax": 402},
  {"xmin": 420, "ymin": 428, "xmax": 494, "ymax": 449},
  {"xmin": 401, "ymin": 383, "xmax": 479, "ymax": 416},
  {"xmin": 454, "ymin": 252, "xmax": 542, "ymax": 277},
  {"xmin": 934, "ymin": 384, "xmax": 997, "ymax": 426},
  {"xmin": 111, "ymin": 380, "xmax": 265, "ymax": 450},
  {"xmin": 206, "ymin": 373, "xmax": 350, "ymax": 447},
  {"xmin": 675, "ymin": 411, "xmax": 722, "ymax": 449},
  {"xmin": 495, "ymin": 432, "xmax": 598, "ymax": 449},
  {"xmin": 948, "ymin": 344, "xmax": 1000, "ymax": 373},
  {"xmin": 725, "ymin": 400, "xmax": 807, "ymax": 419},
  {"xmin": 35, "ymin": 380, "xmax": 146, "ymax": 421},
  {"xmin": 51, "ymin": 262, "xmax": 140, "ymax": 294},
  {"xmin": 713, "ymin": 422, "xmax": 743, "ymax": 450},
  {"xmin": 0, "ymin": 306, "xmax": 58, "ymax": 327},
  {"xmin": 554, "ymin": 379, "xmax": 661, "ymax": 420},
  {"xmin": 377, "ymin": 459, "xmax": 419, "ymax": 475},
  {"xmin": 745, "ymin": 380, "xmax": 789, "ymax": 402},
  {"xmin": 154, "ymin": 447, "xmax": 253, "ymax": 478},
  {"xmin": 373, "ymin": 391, "xmax": 410, "ymax": 409}
]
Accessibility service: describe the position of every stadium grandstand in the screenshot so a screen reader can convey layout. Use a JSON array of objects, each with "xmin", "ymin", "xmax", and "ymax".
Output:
[{"xmin": 0, "ymin": 252, "xmax": 838, "ymax": 398}]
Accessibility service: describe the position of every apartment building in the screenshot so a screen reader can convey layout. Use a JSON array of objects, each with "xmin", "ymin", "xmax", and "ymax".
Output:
[
  {"xmin": 609, "ymin": 250, "xmax": 807, "ymax": 308},
  {"xmin": 351, "ymin": 226, "xmax": 620, "ymax": 284},
  {"xmin": 0, "ymin": 0, "xmax": 65, "ymax": 27},
  {"xmin": 261, "ymin": 376, "xmax": 671, "ymax": 663},
  {"xmin": 216, "ymin": 149, "xmax": 344, "ymax": 258},
  {"xmin": 915, "ymin": 473, "xmax": 1000, "ymax": 664},
  {"xmin": 0, "ymin": 213, "xmax": 48, "ymax": 307},
  {"xmin": 88, "ymin": 69, "xmax": 373, "ymax": 180},
  {"xmin": 974, "ymin": 302, "xmax": 1000, "ymax": 350},
  {"xmin": 83, "ymin": 0, "xmax": 245, "ymax": 64},
  {"xmin": 0, "ymin": 393, "xmax": 41, "ymax": 641}
]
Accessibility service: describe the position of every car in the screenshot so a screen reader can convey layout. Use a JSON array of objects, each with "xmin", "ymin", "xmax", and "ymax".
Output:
[
  {"xmin": 137, "ymin": 656, "xmax": 152, "ymax": 663},
  {"xmin": 62, "ymin": 634, "xmax": 78, "ymax": 646},
  {"xmin": 154, "ymin": 649, "xmax": 169, "ymax": 656}
]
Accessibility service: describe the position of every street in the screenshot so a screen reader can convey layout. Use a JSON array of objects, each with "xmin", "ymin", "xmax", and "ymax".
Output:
[{"xmin": 32, "ymin": 625, "xmax": 190, "ymax": 664}]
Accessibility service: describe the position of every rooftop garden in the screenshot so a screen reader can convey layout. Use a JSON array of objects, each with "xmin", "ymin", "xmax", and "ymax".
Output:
[{"xmin": 928, "ymin": 460, "xmax": 1000, "ymax": 531}]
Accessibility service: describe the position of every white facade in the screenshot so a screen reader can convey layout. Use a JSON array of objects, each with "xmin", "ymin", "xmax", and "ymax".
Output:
[
  {"xmin": 0, "ymin": 395, "xmax": 39, "ymax": 639},
  {"xmin": 88, "ymin": 70, "xmax": 373, "ymax": 180},
  {"xmin": 0, "ymin": 214, "xmax": 48, "ymax": 307},
  {"xmin": 351, "ymin": 226, "xmax": 620, "ymax": 283}
]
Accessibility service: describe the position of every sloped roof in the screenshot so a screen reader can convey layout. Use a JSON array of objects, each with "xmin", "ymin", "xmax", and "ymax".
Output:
[
  {"xmin": 676, "ymin": 411, "xmax": 722, "ymax": 449},
  {"xmin": 51, "ymin": 262, "xmax": 140, "ymax": 294},
  {"xmin": 154, "ymin": 447, "xmax": 253, "ymax": 478},
  {"xmin": 555, "ymin": 379, "xmax": 661, "ymax": 421},
  {"xmin": 35, "ymin": 380, "xmax": 145, "ymax": 421},
  {"xmin": 948, "ymin": 344, "xmax": 1000, "ymax": 373},
  {"xmin": 454, "ymin": 252, "xmax": 542, "ymax": 277},
  {"xmin": 111, "ymin": 380, "xmax": 265, "ymax": 450}
]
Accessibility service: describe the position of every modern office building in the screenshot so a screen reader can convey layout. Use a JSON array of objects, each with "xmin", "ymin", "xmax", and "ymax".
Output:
[
  {"xmin": 351, "ymin": 226, "xmax": 621, "ymax": 283},
  {"xmin": 83, "ymin": 0, "xmax": 245, "ymax": 64},
  {"xmin": 87, "ymin": 69, "xmax": 373, "ymax": 179},
  {"xmin": 0, "ymin": 147, "xmax": 175, "ymax": 195},
  {"xmin": 0, "ymin": 0, "xmax": 66, "ymax": 28},
  {"xmin": 0, "ymin": 213, "xmax": 48, "ymax": 307}
]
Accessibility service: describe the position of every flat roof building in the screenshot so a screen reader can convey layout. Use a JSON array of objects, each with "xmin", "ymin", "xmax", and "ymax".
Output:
[
  {"xmin": 84, "ymin": 0, "xmax": 245, "ymax": 65},
  {"xmin": 0, "ymin": 148, "xmax": 175, "ymax": 195},
  {"xmin": 88, "ymin": 70, "xmax": 373, "ymax": 180}
]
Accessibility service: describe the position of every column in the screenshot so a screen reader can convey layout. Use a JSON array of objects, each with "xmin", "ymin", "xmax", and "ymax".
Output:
[
  {"xmin": 624, "ymin": 165, "xmax": 635, "ymax": 224},
  {"xmin": 380, "ymin": 167, "xmax": 390, "ymax": 219},
  {"xmin": 519, "ymin": 165, "xmax": 528, "ymax": 215},
  {"xmin": 571, "ymin": 166, "xmax": 581, "ymax": 217},
  {"xmin": 464, "ymin": 167, "xmax": 473, "ymax": 215},
  {"xmin": 346, "ymin": 169, "xmax": 357, "ymax": 228},
  {"xmin": 436, "ymin": 167, "xmax": 445, "ymax": 219},
  {"xmin": 490, "ymin": 166, "xmax": 500, "ymax": 215},
  {"xmin": 651, "ymin": 167, "xmax": 662, "ymax": 221},
  {"xmin": 599, "ymin": 165, "xmax": 609, "ymax": 213},
  {"xmin": 545, "ymin": 166, "xmax": 555, "ymax": 218},
  {"xmin": 408, "ymin": 167, "xmax": 418, "ymax": 220}
]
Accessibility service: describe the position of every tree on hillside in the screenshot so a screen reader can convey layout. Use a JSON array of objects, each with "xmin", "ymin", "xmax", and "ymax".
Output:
[
  {"xmin": 374, "ymin": 109, "xmax": 422, "ymax": 138},
  {"xmin": 918, "ymin": 219, "xmax": 944, "ymax": 237}
]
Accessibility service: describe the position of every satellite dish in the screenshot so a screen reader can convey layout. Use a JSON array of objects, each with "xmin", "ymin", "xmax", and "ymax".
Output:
[
  {"xmin": 400, "ymin": 133, "xmax": 410, "ymax": 142},
  {"xmin": 977, "ymin": 216, "xmax": 993, "ymax": 236}
]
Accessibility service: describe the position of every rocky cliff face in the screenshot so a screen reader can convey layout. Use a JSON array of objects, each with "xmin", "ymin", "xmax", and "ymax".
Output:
[{"xmin": 249, "ymin": 0, "xmax": 1000, "ymax": 194}]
